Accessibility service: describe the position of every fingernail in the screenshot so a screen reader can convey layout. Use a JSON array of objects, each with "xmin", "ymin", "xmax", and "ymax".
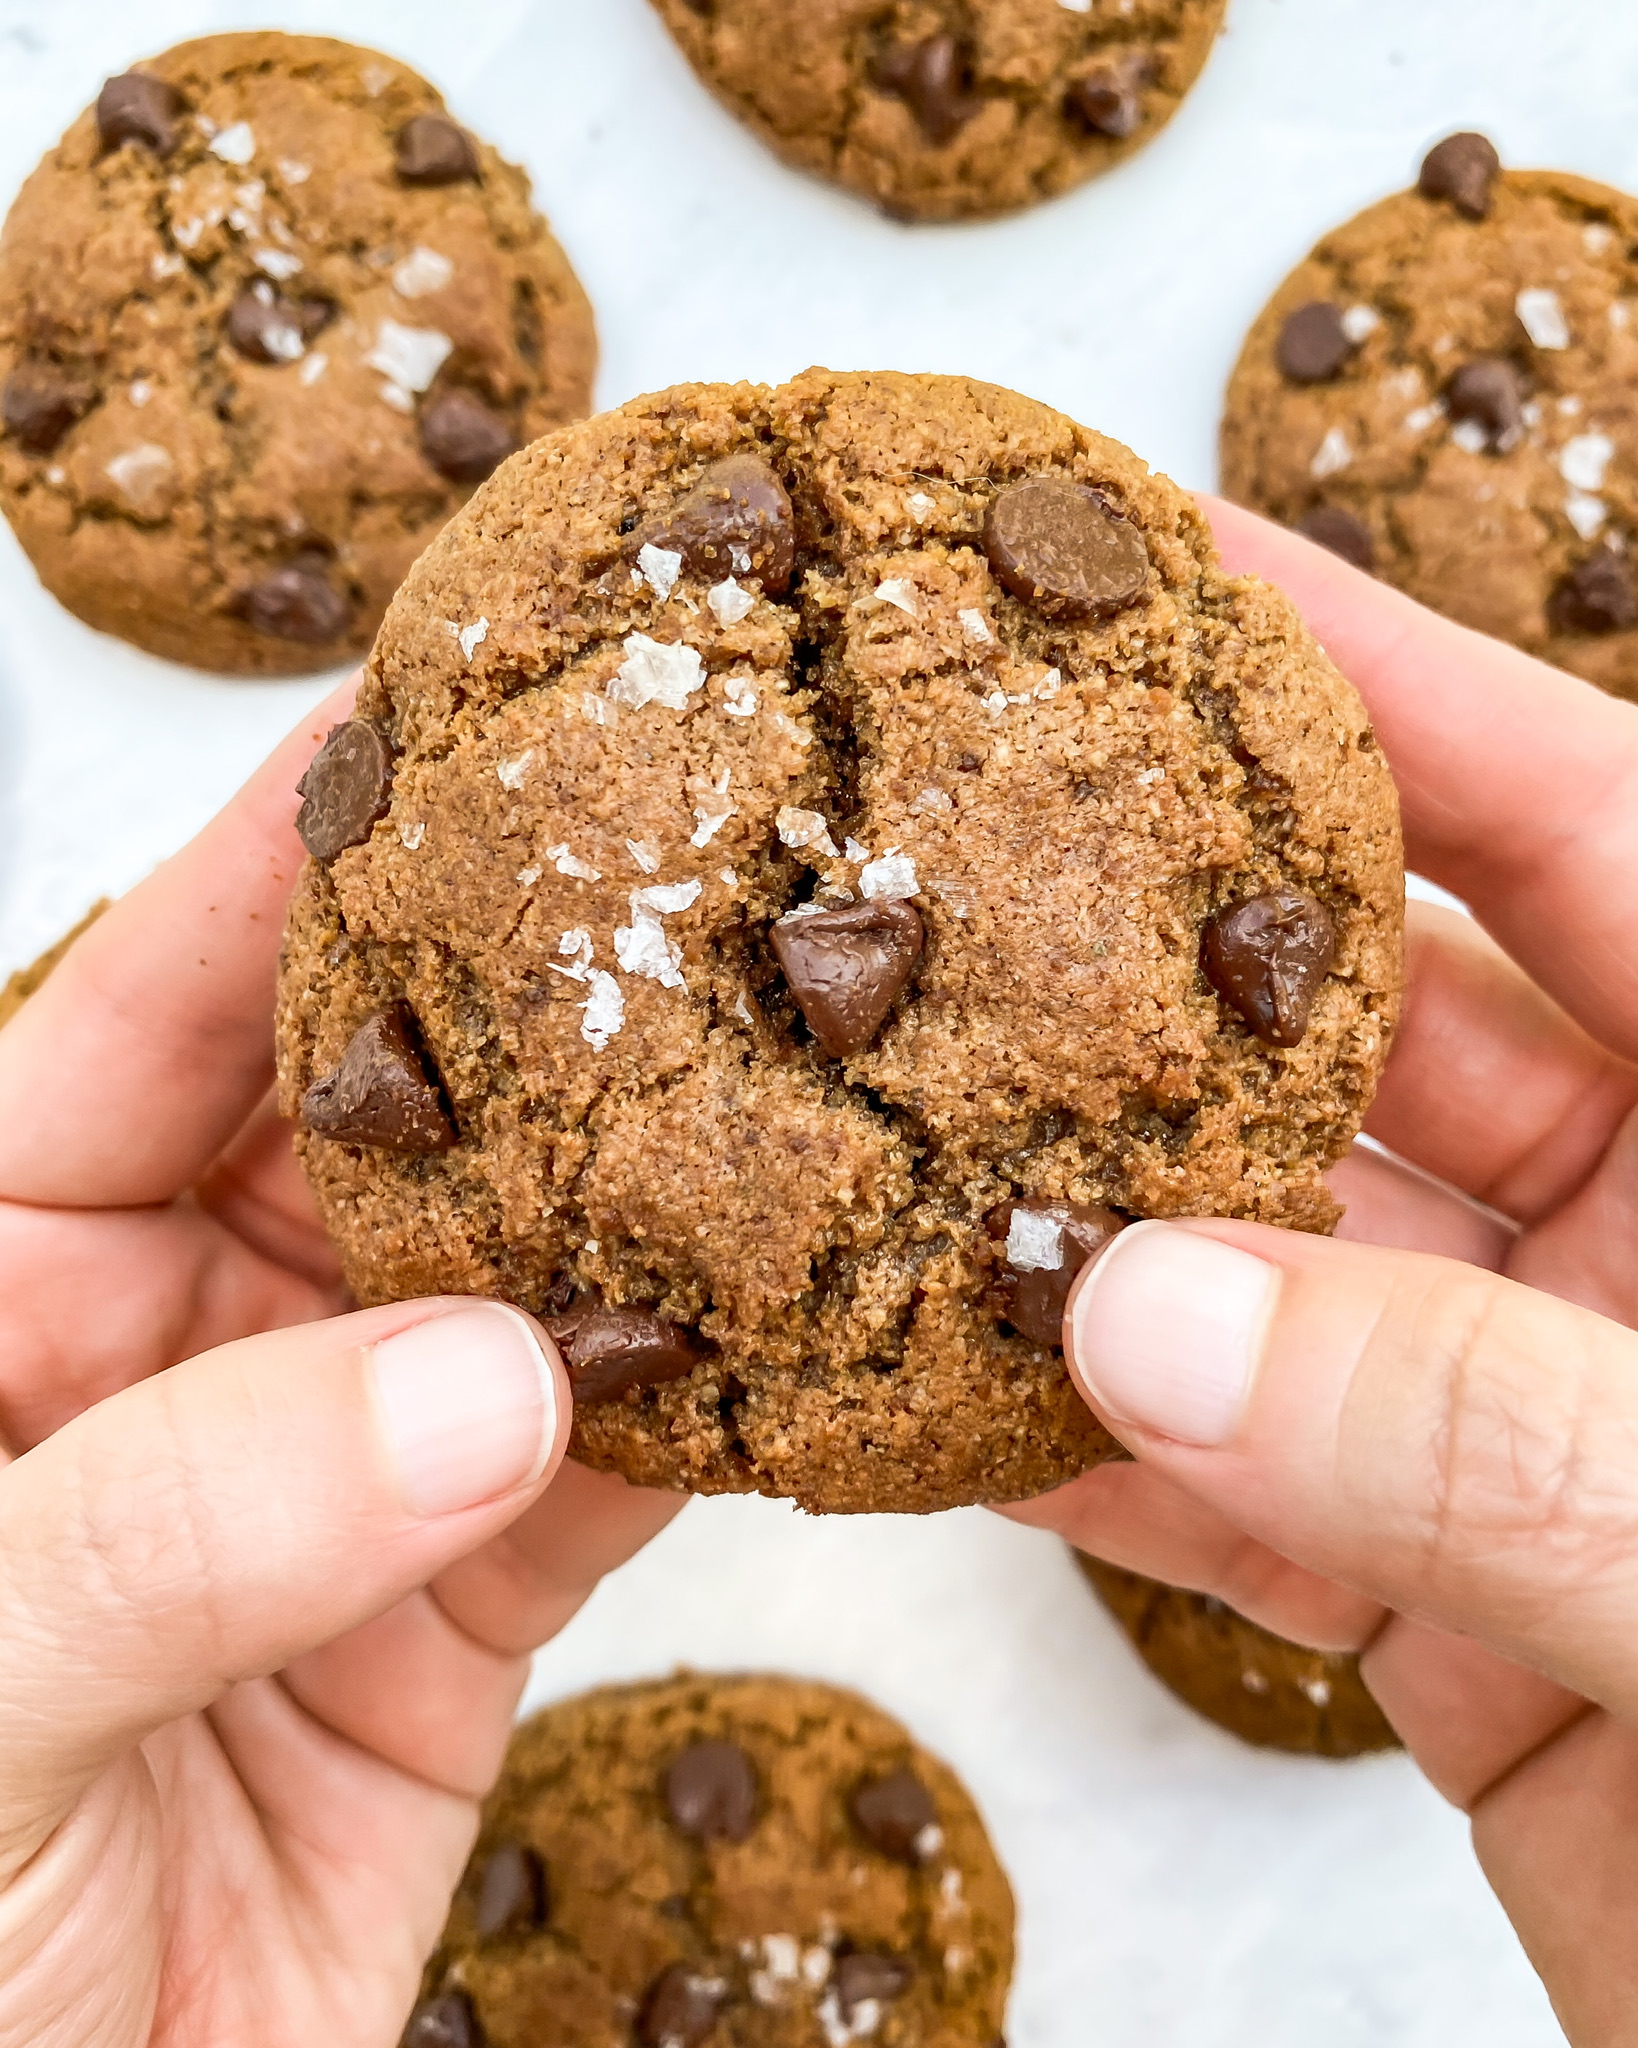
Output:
[
  {"xmin": 370, "ymin": 1304, "xmax": 557, "ymax": 1517},
  {"xmin": 1067, "ymin": 1222, "xmax": 1280, "ymax": 1446}
]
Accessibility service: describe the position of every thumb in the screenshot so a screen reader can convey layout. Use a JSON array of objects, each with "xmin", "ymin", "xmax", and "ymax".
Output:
[
  {"xmin": 0, "ymin": 1297, "xmax": 567, "ymax": 1877},
  {"xmin": 1063, "ymin": 1220, "xmax": 1638, "ymax": 1713}
]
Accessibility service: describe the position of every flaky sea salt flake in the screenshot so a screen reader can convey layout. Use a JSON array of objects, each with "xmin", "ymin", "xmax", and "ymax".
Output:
[
  {"xmin": 254, "ymin": 247, "xmax": 303, "ymax": 281},
  {"xmin": 722, "ymin": 674, "xmax": 758, "ymax": 717},
  {"xmin": 859, "ymin": 850, "xmax": 918, "ymax": 901},
  {"xmin": 614, "ymin": 911, "xmax": 684, "ymax": 988},
  {"xmin": 907, "ymin": 490, "xmax": 937, "ymax": 524},
  {"xmin": 634, "ymin": 879, "xmax": 702, "ymax": 916},
  {"xmin": 496, "ymin": 748, "xmax": 534, "ymax": 790},
  {"xmin": 1560, "ymin": 432, "xmax": 1615, "ymax": 491},
  {"xmin": 546, "ymin": 843, "xmax": 601, "ymax": 882},
  {"xmin": 393, "ymin": 245, "xmax": 453, "ymax": 298},
  {"xmin": 708, "ymin": 577, "xmax": 755, "ymax": 626},
  {"xmin": 366, "ymin": 319, "xmax": 454, "ymax": 394},
  {"xmin": 399, "ymin": 821, "xmax": 426, "ymax": 851},
  {"xmin": 626, "ymin": 838, "xmax": 660, "ymax": 874},
  {"xmin": 459, "ymin": 616, "xmax": 489, "ymax": 661},
  {"xmin": 638, "ymin": 542, "xmax": 683, "ymax": 601},
  {"xmin": 1565, "ymin": 492, "xmax": 1607, "ymax": 540},
  {"xmin": 957, "ymin": 607, "xmax": 992, "ymax": 643},
  {"xmin": 691, "ymin": 804, "xmax": 735, "ymax": 847},
  {"xmin": 1517, "ymin": 287, "xmax": 1570, "ymax": 350},
  {"xmin": 1341, "ymin": 303, "xmax": 1380, "ymax": 344},
  {"xmin": 874, "ymin": 577, "xmax": 919, "ymax": 617},
  {"xmin": 1309, "ymin": 425, "xmax": 1353, "ymax": 478},
  {"xmin": 1006, "ymin": 1208, "xmax": 1064, "ymax": 1272},
  {"xmin": 209, "ymin": 121, "xmax": 255, "ymax": 165},
  {"xmin": 914, "ymin": 785, "xmax": 953, "ymax": 815},
  {"xmin": 299, "ymin": 351, "xmax": 328, "ymax": 387},
  {"xmin": 579, "ymin": 971, "xmax": 625, "ymax": 1049},
  {"xmin": 777, "ymin": 807, "xmax": 838, "ymax": 855},
  {"xmin": 608, "ymin": 632, "xmax": 706, "ymax": 710},
  {"xmin": 844, "ymin": 837, "xmax": 871, "ymax": 864}
]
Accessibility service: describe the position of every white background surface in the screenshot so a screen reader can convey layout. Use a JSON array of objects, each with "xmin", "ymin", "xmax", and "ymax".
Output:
[{"xmin": 4, "ymin": 0, "xmax": 1633, "ymax": 2040}]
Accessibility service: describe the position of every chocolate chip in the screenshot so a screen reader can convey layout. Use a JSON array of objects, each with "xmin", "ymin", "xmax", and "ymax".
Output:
[
  {"xmin": 300, "ymin": 1004, "xmax": 457, "ymax": 1152},
  {"xmin": 545, "ymin": 1306, "xmax": 703, "ymax": 1405},
  {"xmin": 1418, "ymin": 132, "xmax": 1501, "ymax": 219},
  {"xmin": 834, "ymin": 1952, "xmax": 912, "ymax": 2021},
  {"xmin": 401, "ymin": 1990, "xmax": 482, "ymax": 2048},
  {"xmin": 226, "ymin": 283, "xmax": 334, "ymax": 366},
  {"xmin": 874, "ymin": 34, "xmax": 981, "ymax": 145},
  {"xmin": 771, "ymin": 900, "xmax": 923, "ymax": 1058},
  {"xmin": 473, "ymin": 1839, "xmax": 549, "ymax": 1939},
  {"xmin": 241, "ymin": 561, "xmax": 351, "ymax": 644},
  {"xmin": 665, "ymin": 1741, "xmax": 758, "ymax": 1842},
  {"xmin": 295, "ymin": 720, "xmax": 396, "ymax": 863},
  {"xmin": 1276, "ymin": 302, "xmax": 1354, "ymax": 384},
  {"xmin": 95, "ymin": 72, "xmax": 185, "ymax": 157},
  {"xmin": 396, "ymin": 113, "xmax": 480, "ymax": 185},
  {"xmin": 419, "ymin": 389, "xmax": 518, "ymax": 484},
  {"xmin": 988, "ymin": 1200, "xmax": 1124, "ymax": 1349},
  {"xmin": 983, "ymin": 476, "xmax": 1149, "ymax": 619},
  {"xmin": 1202, "ymin": 890, "xmax": 1336, "ymax": 1047},
  {"xmin": 2, "ymin": 366, "xmax": 91, "ymax": 454},
  {"xmin": 1548, "ymin": 546, "xmax": 1638, "ymax": 636},
  {"xmin": 637, "ymin": 1966, "xmax": 728, "ymax": 2048},
  {"xmin": 1445, "ymin": 357, "xmax": 1525, "ymax": 449},
  {"xmin": 1065, "ymin": 56, "xmax": 1151, "ymax": 139},
  {"xmin": 850, "ymin": 1769, "xmax": 938, "ymax": 1863},
  {"xmin": 642, "ymin": 454, "xmax": 795, "ymax": 595},
  {"xmin": 1296, "ymin": 506, "xmax": 1375, "ymax": 573}
]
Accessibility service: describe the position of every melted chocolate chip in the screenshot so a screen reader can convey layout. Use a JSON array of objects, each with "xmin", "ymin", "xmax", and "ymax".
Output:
[
  {"xmin": 1548, "ymin": 546, "xmax": 1638, "ymax": 636},
  {"xmin": 1065, "ymin": 55, "xmax": 1151, "ymax": 139},
  {"xmin": 226, "ymin": 284, "xmax": 334, "ymax": 365},
  {"xmin": 1276, "ymin": 302, "xmax": 1354, "ymax": 384},
  {"xmin": 473, "ymin": 1839, "xmax": 549, "ymax": 1940},
  {"xmin": 874, "ymin": 34, "xmax": 981, "ymax": 145},
  {"xmin": 546, "ymin": 1306, "xmax": 703, "ymax": 1405},
  {"xmin": 2, "ymin": 366, "xmax": 91, "ymax": 454},
  {"xmin": 419, "ymin": 389, "xmax": 518, "ymax": 484},
  {"xmin": 638, "ymin": 1966, "xmax": 728, "ymax": 2048},
  {"xmin": 1446, "ymin": 357, "xmax": 1525, "ymax": 448},
  {"xmin": 641, "ymin": 454, "xmax": 795, "ymax": 595},
  {"xmin": 396, "ymin": 113, "xmax": 480, "ymax": 185},
  {"xmin": 771, "ymin": 900, "xmax": 923, "ymax": 1058},
  {"xmin": 300, "ymin": 1004, "xmax": 457, "ymax": 1152},
  {"xmin": 1418, "ymin": 132, "xmax": 1501, "ymax": 220},
  {"xmin": 983, "ymin": 476, "xmax": 1149, "ymax": 619},
  {"xmin": 1202, "ymin": 891, "xmax": 1336, "ymax": 1047},
  {"xmin": 95, "ymin": 72, "xmax": 185, "ymax": 157},
  {"xmin": 988, "ymin": 1200, "xmax": 1124, "ymax": 1349},
  {"xmin": 241, "ymin": 561, "xmax": 351, "ymax": 644},
  {"xmin": 665, "ymin": 1741, "xmax": 758, "ymax": 1843},
  {"xmin": 834, "ymin": 1952, "xmax": 912, "ymax": 2021},
  {"xmin": 295, "ymin": 720, "xmax": 396, "ymax": 863},
  {"xmin": 850, "ymin": 1769, "xmax": 938, "ymax": 1863},
  {"xmin": 401, "ymin": 1990, "xmax": 482, "ymax": 2048},
  {"xmin": 1296, "ymin": 506, "xmax": 1375, "ymax": 573}
]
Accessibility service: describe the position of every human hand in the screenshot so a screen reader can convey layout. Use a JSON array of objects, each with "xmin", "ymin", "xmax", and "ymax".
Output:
[
  {"xmin": 1010, "ymin": 504, "xmax": 1638, "ymax": 2047},
  {"xmin": 0, "ymin": 686, "xmax": 679, "ymax": 2048}
]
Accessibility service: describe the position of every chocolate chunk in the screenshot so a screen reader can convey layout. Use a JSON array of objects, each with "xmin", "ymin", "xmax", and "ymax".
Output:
[
  {"xmin": 850, "ymin": 1768, "xmax": 938, "ymax": 1863},
  {"xmin": 295, "ymin": 720, "xmax": 396, "ymax": 863},
  {"xmin": 241, "ymin": 561, "xmax": 351, "ymax": 644},
  {"xmin": 95, "ymin": 72, "xmax": 185, "ymax": 157},
  {"xmin": 771, "ymin": 900, "xmax": 923, "ymax": 1058},
  {"xmin": 1446, "ymin": 357, "xmax": 1525, "ymax": 448},
  {"xmin": 420, "ymin": 389, "xmax": 518, "ymax": 484},
  {"xmin": 2, "ymin": 366, "xmax": 91, "ymax": 455},
  {"xmin": 874, "ymin": 34, "xmax": 981, "ymax": 145},
  {"xmin": 1296, "ymin": 506, "xmax": 1375, "ymax": 573},
  {"xmin": 983, "ymin": 476, "xmax": 1149, "ymax": 619},
  {"xmin": 473, "ymin": 1839, "xmax": 549, "ymax": 1939},
  {"xmin": 642, "ymin": 454, "xmax": 795, "ymax": 595},
  {"xmin": 988, "ymin": 1200, "xmax": 1124, "ymax": 1349},
  {"xmin": 226, "ymin": 283, "xmax": 334, "ymax": 365},
  {"xmin": 638, "ymin": 1966, "xmax": 728, "ymax": 2048},
  {"xmin": 834, "ymin": 1952, "xmax": 912, "ymax": 2021},
  {"xmin": 545, "ymin": 1306, "xmax": 702, "ymax": 1405},
  {"xmin": 1276, "ymin": 302, "xmax": 1354, "ymax": 384},
  {"xmin": 300, "ymin": 1004, "xmax": 457, "ymax": 1152},
  {"xmin": 396, "ymin": 113, "xmax": 480, "ymax": 185},
  {"xmin": 1065, "ymin": 56, "xmax": 1151, "ymax": 139},
  {"xmin": 1548, "ymin": 546, "xmax": 1638, "ymax": 636},
  {"xmin": 1202, "ymin": 890, "xmax": 1336, "ymax": 1047},
  {"xmin": 1418, "ymin": 131, "xmax": 1501, "ymax": 219},
  {"xmin": 401, "ymin": 1990, "xmax": 482, "ymax": 2048},
  {"xmin": 665, "ymin": 1741, "xmax": 758, "ymax": 1843}
]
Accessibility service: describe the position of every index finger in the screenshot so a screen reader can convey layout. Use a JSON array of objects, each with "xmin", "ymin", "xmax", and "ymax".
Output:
[
  {"xmin": 1204, "ymin": 497, "xmax": 1638, "ymax": 1064},
  {"xmin": 0, "ymin": 676, "xmax": 356, "ymax": 1207}
]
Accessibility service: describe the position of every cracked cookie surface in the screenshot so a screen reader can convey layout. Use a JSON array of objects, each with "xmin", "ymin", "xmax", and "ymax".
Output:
[
  {"xmin": 0, "ymin": 31, "xmax": 595, "ymax": 675},
  {"xmin": 275, "ymin": 368, "xmax": 1403, "ymax": 1515},
  {"xmin": 1079, "ymin": 1556, "xmax": 1400, "ymax": 1759},
  {"xmin": 404, "ymin": 1673, "xmax": 1013, "ymax": 2048},
  {"xmin": 647, "ymin": 0, "xmax": 1225, "ymax": 224},
  {"xmin": 1221, "ymin": 146, "xmax": 1638, "ymax": 700}
]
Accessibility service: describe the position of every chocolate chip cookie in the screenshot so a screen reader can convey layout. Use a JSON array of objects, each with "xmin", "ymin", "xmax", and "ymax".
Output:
[
  {"xmin": 1221, "ymin": 136, "xmax": 1638, "ymax": 700},
  {"xmin": 1079, "ymin": 1556, "xmax": 1399, "ymax": 1759},
  {"xmin": 0, "ymin": 32, "xmax": 595, "ymax": 675},
  {"xmin": 0, "ymin": 901, "xmax": 109, "ymax": 1028},
  {"xmin": 275, "ymin": 368, "xmax": 1404, "ymax": 1515},
  {"xmin": 403, "ymin": 1672, "xmax": 1014, "ymax": 2048},
  {"xmin": 648, "ymin": 0, "xmax": 1226, "ymax": 223}
]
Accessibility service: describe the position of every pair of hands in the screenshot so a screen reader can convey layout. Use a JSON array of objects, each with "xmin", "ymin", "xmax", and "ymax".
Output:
[{"xmin": 0, "ymin": 503, "xmax": 1632, "ymax": 2046}]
